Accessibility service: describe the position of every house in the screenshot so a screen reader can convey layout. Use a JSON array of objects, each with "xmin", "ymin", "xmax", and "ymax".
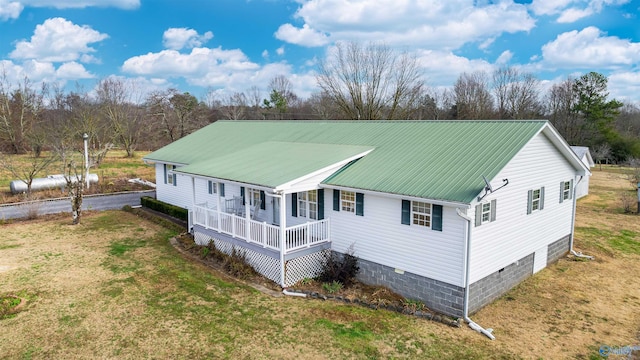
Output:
[
  {"xmin": 143, "ymin": 120, "xmax": 590, "ymax": 318},
  {"xmin": 570, "ymin": 146, "xmax": 595, "ymax": 199}
]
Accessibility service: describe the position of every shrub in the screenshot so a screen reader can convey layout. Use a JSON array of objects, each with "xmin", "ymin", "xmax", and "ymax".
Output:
[
  {"xmin": 317, "ymin": 245, "xmax": 359, "ymax": 286},
  {"xmin": 322, "ymin": 281, "xmax": 343, "ymax": 294},
  {"xmin": 140, "ymin": 196, "xmax": 188, "ymax": 221},
  {"xmin": 222, "ymin": 246, "xmax": 257, "ymax": 279}
]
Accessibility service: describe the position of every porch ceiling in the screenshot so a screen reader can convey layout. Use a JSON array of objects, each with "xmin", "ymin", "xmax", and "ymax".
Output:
[{"xmin": 174, "ymin": 141, "xmax": 374, "ymax": 189}]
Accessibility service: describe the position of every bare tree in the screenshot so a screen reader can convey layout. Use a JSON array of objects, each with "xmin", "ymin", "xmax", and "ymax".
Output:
[
  {"xmin": 96, "ymin": 78, "xmax": 144, "ymax": 157},
  {"xmin": 0, "ymin": 73, "xmax": 45, "ymax": 154},
  {"xmin": 0, "ymin": 151, "xmax": 56, "ymax": 197},
  {"xmin": 492, "ymin": 67, "xmax": 541, "ymax": 119},
  {"xmin": 317, "ymin": 41, "xmax": 424, "ymax": 120},
  {"xmin": 218, "ymin": 92, "xmax": 248, "ymax": 120},
  {"xmin": 453, "ymin": 71, "xmax": 494, "ymax": 120},
  {"xmin": 417, "ymin": 87, "xmax": 455, "ymax": 120},
  {"xmin": 147, "ymin": 89, "xmax": 202, "ymax": 142},
  {"xmin": 591, "ymin": 143, "xmax": 611, "ymax": 170},
  {"xmin": 545, "ymin": 78, "xmax": 583, "ymax": 144}
]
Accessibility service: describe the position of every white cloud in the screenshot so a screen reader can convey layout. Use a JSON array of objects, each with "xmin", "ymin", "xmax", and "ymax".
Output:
[
  {"xmin": 496, "ymin": 50, "xmax": 513, "ymax": 64},
  {"xmin": 414, "ymin": 50, "xmax": 494, "ymax": 87},
  {"xmin": 122, "ymin": 47, "xmax": 260, "ymax": 84},
  {"xmin": 556, "ymin": 7, "xmax": 593, "ymax": 22},
  {"xmin": 530, "ymin": 0, "xmax": 629, "ymax": 23},
  {"xmin": 56, "ymin": 61, "xmax": 93, "ymax": 79},
  {"xmin": 541, "ymin": 26, "xmax": 640, "ymax": 68},
  {"xmin": 284, "ymin": 0, "xmax": 535, "ymax": 50},
  {"xmin": 162, "ymin": 28, "xmax": 213, "ymax": 50},
  {"xmin": 276, "ymin": 46, "xmax": 285, "ymax": 56},
  {"xmin": 0, "ymin": 0, "xmax": 23, "ymax": 20},
  {"xmin": 10, "ymin": 17, "xmax": 108, "ymax": 62},
  {"xmin": 262, "ymin": 50, "xmax": 269, "ymax": 59},
  {"xmin": 608, "ymin": 71, "xmax": 640, "ymax": 104},
  {"xmin": 274, "ymin": 23, "xmax": 329, "ymax": 47}
]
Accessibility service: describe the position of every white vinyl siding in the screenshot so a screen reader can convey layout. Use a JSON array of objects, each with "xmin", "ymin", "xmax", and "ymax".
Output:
[
  {"xmin": 155, "ymin": 163, "xmax": 191, "ymax": 209},
  {"xmin": 329, "ymin": 191, "xmax": 466, "ymax": 287},
  {"xmin": 469, "ymin": 132, "xmax": 577, "ymax": 283}
]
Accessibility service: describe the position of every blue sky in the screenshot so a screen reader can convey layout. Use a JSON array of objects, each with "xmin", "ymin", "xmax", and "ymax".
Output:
[{"xmin": 1, "ymin": 0, "xmax": 639, "ymax": 104}]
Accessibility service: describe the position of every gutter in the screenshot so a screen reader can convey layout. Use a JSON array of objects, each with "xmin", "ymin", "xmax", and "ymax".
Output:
[
  {"xmin": 456, "ymin": 208, "xmax": 496, "ymax": 340},
  {"xmin": 569, "ymin": 176, "xmax": 594, "ymax": 260}
]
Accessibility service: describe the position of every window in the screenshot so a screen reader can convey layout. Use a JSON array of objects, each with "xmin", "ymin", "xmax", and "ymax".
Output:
[
  {"xmin": 297, "ymin": 190, "xmax": 318, "ymax": 220},
  {"xmin": 208, "ymin": 181, "xmax": 217, "ymax": 195},
  {"xmin": 560, "ymin": 180, "xmax": 573, "ymax": 203},
  {"xmin": 401, "ymin": 200, "xmax": 442, "ymax": 231},
  {"xmin": 481, "ymin": 202, "xmax": 491, "ymax": 223},
  {"xmin": 412, "ymin": 201, "xmax": 431, "ymax": 227},
  {"xmin": 341, "ymin": 191, "xmax": 355, "ymax": 213},
  {"xmin": 527, "ymin": 187, "xmax": 545, "ymax": 214},
  {"xmin": 165, "ymin": 164, "xmax": 176, "ymax": 186},
  {"xmin": 531, "ymin": 189, "xmax": 541, "ymax": 211},
  {"xmin": 248, "ymin": 188, "xmax": 261, "ymax": 206},
  {"xmin": 475, "ymin": 199, "xmax": 496, "ymax": 226}
]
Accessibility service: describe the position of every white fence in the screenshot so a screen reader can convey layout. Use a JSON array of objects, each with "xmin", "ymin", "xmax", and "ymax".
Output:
[{"xmin": 192, "ymin": 204, "xmax": 329, "ymax": 253}]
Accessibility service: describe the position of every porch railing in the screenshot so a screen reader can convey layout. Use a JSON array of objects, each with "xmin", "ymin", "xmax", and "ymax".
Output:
[{"xmin": 192, "ymin": 204, "xmax": 329, "ymax": 253}]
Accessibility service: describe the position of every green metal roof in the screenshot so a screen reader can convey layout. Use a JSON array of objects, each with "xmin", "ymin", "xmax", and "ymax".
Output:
[
  {"xmin": 176, "ymin": 141, "xmax": 374, "ymax": 188},
  {"xmin": 144, "ymin": 120, "xmax": 555, "ymax": 204}
]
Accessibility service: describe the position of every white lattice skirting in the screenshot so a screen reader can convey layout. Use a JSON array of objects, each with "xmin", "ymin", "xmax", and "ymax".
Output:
[{"xmin": 193, "ymin": 232, "xmax": 328, "ymax": 287}]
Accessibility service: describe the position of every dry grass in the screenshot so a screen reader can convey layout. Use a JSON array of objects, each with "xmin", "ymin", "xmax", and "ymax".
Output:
[
  {"xmin": 0, "ymin": 211, "xmax": 506, "ymax": 359},
  {"xmin": 0, "ymin": 168, "xmax": 639, "ymax": 359}
]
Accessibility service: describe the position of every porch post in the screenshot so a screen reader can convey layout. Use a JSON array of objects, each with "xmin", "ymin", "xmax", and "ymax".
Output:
[
  {"xmin": 217, "ymin": 183, "xmax": 222, "ymax": 211},
  {"xmin": 279, "ymin": 192, "xmax": 287, "ymax": 287},
  {"xmin": 245, "ymin": 195, "xmax": 251, "ymax": 240}
]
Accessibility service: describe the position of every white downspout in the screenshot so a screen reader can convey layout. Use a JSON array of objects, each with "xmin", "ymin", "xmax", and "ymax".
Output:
[
  {"xmin": 569, "ymin": 176, "xmax": 594, "ymax": 260},
  {"xmin": 457, "ymin": 208, "xmax": 495, "ymax": 340}
]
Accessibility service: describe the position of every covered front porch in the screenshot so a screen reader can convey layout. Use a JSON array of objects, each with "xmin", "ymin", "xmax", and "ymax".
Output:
[{"xmin": 190, "ymin": 203, "xmax": 330, "ymax": 256}]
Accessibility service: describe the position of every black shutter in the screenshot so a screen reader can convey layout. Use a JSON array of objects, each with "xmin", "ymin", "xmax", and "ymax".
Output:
[
  {"xmin": 208, "ymin": 181, "xmax": 212, "ymax": 194},
  {"xmin": 333, "ymin": 189, "xmax": 340, "ymax": 211},
  {"xmin": 527, "ymin": 190, "xmax": 533, "ymax": 214},
  {"xmin": 260, "ymin": 190, "xmax": 266, "ymax": 210},
  {"xmin": 432, "ymin": 204, "xmax": 443, "ymax": 231},
  {"xmin": 240, "ymin": 187, "xmax": 245, "ymax": 205},
  {"xmin": 318, "ymin": 189, "xmax": 325, "ymax": 220},
  {"xmin": 163, "ymin": 164, "xmax": 167, "ymax": 184},
  {"xmin": 220, "ymin": 183, "xmax": 225, "ymax": 197},
  {"xmin": 292, "ymin": 193, "xmax": 298, "ymax": 217},
  {"xmin": 539, "ymin": 186, "xmax": 545, "ymax": 210},
  {"xmin": 172, "ymin": 168, "xmax": 177, "ymax": 187},
  {"xmin": 401, "ymin": 200, "xmax": 410, "ymax": 225},
  {"xmin": 355, "ymin": 193, "xmax": 364, "ymax": 216}
]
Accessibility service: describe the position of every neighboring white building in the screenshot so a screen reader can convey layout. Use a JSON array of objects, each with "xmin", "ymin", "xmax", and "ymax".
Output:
[
  {"xmin": 144, "ymin": 120, "xmax": 590, "ymax": 317},
  {"xmin": 570, "ymin": 146, "xmax": 595, "ymax": 199}
]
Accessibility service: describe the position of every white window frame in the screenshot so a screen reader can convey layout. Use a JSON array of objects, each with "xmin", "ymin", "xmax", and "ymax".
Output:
[
  {"xmin": 208, "ymin": 181, "xmax": 217, "ymax": 195},
  {"xmin": 562, "ymin": 181, "xmax": 571, "ymax": 201},
  {"xmin": 481, "ymin": 202, "xmax": 492, "ymax": 224},
  {"xmin": 167, "ymin": 165, "xmax": 175, "ymax": 185},
  {"xmin": 341, "ymin": 190, "xmax": 355, "ymax": 213},
  {"xmin": 412, "ymin": 201, "xmax": 432, "ymax": 228},
  {"xmin": 298, "ymin": 190, "xmax": 317, "ymax": 220},
  {"xmin": 248, "ymin": 188, "xmax": 261, "ymax": 206},
  {"xmin": 531, "ymin": 188, "xmax": 541, "ymax": 211}
]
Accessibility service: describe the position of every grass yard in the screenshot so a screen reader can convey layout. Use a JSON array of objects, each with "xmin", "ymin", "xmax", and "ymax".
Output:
[{"xmin": 0, "ymin": 168, "xmax": 639, "ymax": 359}]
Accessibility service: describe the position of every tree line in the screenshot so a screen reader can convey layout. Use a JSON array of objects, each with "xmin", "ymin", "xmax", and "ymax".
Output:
[{"xmin": 1, "ymin": 42, "xmax": 639, "ymax": 165}]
